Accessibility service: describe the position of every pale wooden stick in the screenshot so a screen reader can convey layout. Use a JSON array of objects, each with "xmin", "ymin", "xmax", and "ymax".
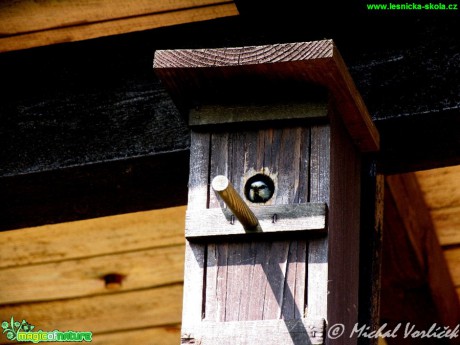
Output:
[{"xmin": 211, "ymin": 175, "xmax": 261, "ymax": 231}]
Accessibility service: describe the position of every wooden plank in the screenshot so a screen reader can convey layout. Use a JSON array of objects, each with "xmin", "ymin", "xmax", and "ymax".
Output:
[
  {"xmin": 154, "ymin": 40, "xmax": 379, "ymax": 152},
  {"xmin": 307, "ymin": 124, "xmax": 330, "ymax": 320},
  {"xmin": 181, "ymin": 131, "xmax": 209, "ymax": 334},
  {"xmin": 0, "ymin": 245, "xmax": 184, "ymax": 304},
  {"xmin": 185, "ymin": 318, "xmax": 325, "ymax": 345},
  {"xmin": 0, "ymin": 206, "xmax": 186, "ymax": 268},
  {"xmin": 0, "ymin": 284, "xmax": 183, "ymax": 334},
  {"xmin": 185, "ymin": 203, "xmax": 327, "ymax": 239},
  {"xmin": 201, "ymin": 126, "xmax": 310, "ymax": 333},
  {"xmin": 0, "ymin": 2, "xmax": 238, "ymax": 52},
  {"xmin": 189, "ymin": 102, "xmax": 328, "ymax": 126},
  {"xmin": 0, "ymin": 0, "xmax": 232, "ymax": 35}
]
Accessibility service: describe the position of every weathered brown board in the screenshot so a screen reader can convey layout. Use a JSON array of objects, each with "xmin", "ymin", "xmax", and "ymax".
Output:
[
  {"xmin": 186, "ymin": 203, "xmax": 327, "ymax": 239},
  {"xmin": 0, "ymin": 206, "xmax": 186, "ymax": 269}
]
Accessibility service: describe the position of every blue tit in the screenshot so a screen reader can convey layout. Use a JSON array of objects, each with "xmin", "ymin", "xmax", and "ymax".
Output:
[{"xmin": 248, "ymin": 180, "xmax": 272, "ymax": 203}]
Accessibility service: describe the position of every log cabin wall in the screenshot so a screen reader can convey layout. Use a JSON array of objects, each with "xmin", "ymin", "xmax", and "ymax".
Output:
[{"xmin": 0, "ymin": 206, "xmax": 186, "ymax": 345}]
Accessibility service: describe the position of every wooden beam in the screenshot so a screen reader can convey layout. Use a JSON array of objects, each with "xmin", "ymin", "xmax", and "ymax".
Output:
[
  {"xmin": 382, "ymin": 174, "xmax": 460, "ymax": 336},
  {"xmin": 0, "ymin": 284, "xmax": 183, "ymax": 334},
  {"xmin": 0, "ymin": 153, "xmax": 189, "ymax": 231},
  {"xmin": 0, "ymin": 245, "xmax": 184, "ymax": 304},
  {"xmin": 0, "ymin": 206, "xmax": 185, "ymax": 268},
  {"xmin": 154, "ymin": 40, "xmax": 380, "ymax": 152},
  {"xmin": 0, "ymin": 1, "xmax": 238, "ymax": 52}
]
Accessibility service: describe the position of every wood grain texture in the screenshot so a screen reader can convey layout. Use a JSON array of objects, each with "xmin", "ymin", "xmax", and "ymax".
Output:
[
  {"xmin": 416, "ymin": 166, "xmax": 460, "ymax": 246},
  {"xmin": 0, "ymin": 284, "xmax": 183, "ymax": 334},
  {"xmin": 181, "ymin": 131, "xmax": 209, "ymax": 335},
  {"xmin": 307, "ymin": 124, "xmax": 330, "ymax": 320},
  {"xmin": 186, "ymin": 318, "xmax": 325, "ymax": 345},
  {"xmin": 211, "ymin": 175, "xmax": 260, "ymax": 230},
  {"xmin": 0, "ymin": 0, "xmax": 231, "ymax": 34},
  {"xmin": 154, "ymin": 40, "xmax": 379, "ymax": 152},
  {"xmin": 0, "ymin": 1, "xmax": 238, "ymax": 52},
  {"xmin": 0, "ymin": 245, "xmax": 184, "ymax": 304},
  {"xmin": 203, "ymin": 127, "xmax": 311, "ymax": 325},
  {"xmin": 186, "ymin": 203, "xmax": 327, "ymax": 239},
  {"xmin": 327, "ymin": 108, "xmax": 362, "ymax": 344},
  {"xmin": 189, "ymin": 102, "xmax": 327, "ymax": 126},
  {"xmin": 0, "ymin": 206, "xmax": 186, "ymax": 268}
]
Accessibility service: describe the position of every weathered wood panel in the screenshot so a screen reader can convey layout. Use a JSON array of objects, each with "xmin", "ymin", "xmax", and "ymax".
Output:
[
  {"xmin": 0, "ymin": 245, "xmax": 184, "ymax": 304},
  {"xmin": 185, "ymin": 203, "xmax": 327, "ymax": 239},
  {"xmin": 307, "ymin": 124, "xmax": 330, "ymax": 320},
  {"xmin": 0, "ymin": 1, "xmax": 238, "ymax": 52},
  {"xmin": 0, "ymin": 206, "xmax": 186, "ymax": 268},
  {"xmin": 0, "ymin": 284, "xmax": 183, "ymax": 334},
  {"xmin": 203, "ymin": 127, "xmax": 311, "ymax": 325}
]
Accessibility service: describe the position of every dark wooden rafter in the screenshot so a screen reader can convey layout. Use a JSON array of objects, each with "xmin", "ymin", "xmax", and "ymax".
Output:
[{"xmin": 1, "ymin": 14, "xmax": 459, "ymax": 231}]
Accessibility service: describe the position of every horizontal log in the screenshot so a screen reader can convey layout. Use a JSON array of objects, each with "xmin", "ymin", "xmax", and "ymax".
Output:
[
  {"xmin": 0, "ymin": 206, "xmax": 186, "ymax": 268},
  {"xmin": 0, "ymin": 245, "xmax": 185, "ymax": 304},
  {"xmin": 0, "ymin": 284, "xmax": 183, "ymax": 334}
]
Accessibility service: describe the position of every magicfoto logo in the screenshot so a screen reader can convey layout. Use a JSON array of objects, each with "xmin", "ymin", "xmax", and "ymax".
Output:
[{"xmin": 2, "ymin": 317, "xmax": 92, "ymax": 343}]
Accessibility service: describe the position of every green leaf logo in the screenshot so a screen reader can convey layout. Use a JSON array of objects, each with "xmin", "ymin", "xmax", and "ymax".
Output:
[{"xmin": 2, "ymin": 317, "xmax": 34, "ymax": 342}]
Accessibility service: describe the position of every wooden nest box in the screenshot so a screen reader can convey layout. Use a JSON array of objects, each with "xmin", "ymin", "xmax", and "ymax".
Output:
[{"xmin": 154, "ymin": 40, "xmax": 380, "ymax": 345}]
